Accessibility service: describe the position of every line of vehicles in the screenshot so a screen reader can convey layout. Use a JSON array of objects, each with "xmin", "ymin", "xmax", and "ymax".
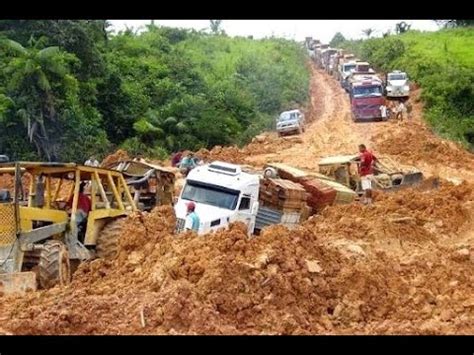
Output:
[{"xmin": 305, "ymin": 37, "xmax": 410, "ymax": 122}]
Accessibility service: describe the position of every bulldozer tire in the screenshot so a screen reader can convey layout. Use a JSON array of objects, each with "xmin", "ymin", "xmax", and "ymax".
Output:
[
  {"xmin": 38, "ymin": 240, "xmax": 71, "ymax": 289},
  {"xmin": 96, "ymin": 217, "xmax": 127, "ymax": 260}
]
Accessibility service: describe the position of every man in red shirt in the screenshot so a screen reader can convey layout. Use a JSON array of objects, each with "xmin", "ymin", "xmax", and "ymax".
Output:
[
  {"xmin": 357, "ymin": 144, "xmax": 377, "ymax": 204},
  {"xmin": 68, "ymin": 182, "xmax": 92, "ymax": 235}
]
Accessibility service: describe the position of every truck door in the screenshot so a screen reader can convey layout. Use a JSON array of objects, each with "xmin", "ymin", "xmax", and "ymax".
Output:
[{"xmin": 235, "ymin": 194, "xmax": 257, "ymax": 235}]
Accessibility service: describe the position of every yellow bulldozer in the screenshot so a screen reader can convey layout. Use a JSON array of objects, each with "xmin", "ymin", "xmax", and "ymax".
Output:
[
  {"xmin": 317, "ymin": 155, "xmax": 424, "ymax": 194},
  {"xmin": 0, "ymin": 162, "xmax": 137, "ymax": 295}
]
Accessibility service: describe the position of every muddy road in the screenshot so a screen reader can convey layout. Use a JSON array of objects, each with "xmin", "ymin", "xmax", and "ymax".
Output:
[{"xmin": 246, "ymin": 65, "xmax": 474, "ymax": 184}]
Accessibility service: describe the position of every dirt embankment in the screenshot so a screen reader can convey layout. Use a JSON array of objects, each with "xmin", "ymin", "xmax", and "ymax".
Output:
[{"xmin": 0, "ymin": 181, "xmax": 472, "ymax": 335}]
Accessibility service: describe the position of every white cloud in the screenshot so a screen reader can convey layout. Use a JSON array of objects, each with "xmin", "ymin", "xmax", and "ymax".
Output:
[{"xmin": 107, "ymin": 20, "xmax": 439, "ymax": 42}]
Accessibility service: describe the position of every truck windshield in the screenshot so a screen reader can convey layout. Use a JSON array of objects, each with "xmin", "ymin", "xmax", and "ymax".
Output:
[
  {"xmin": 279, "ymin": 112, "xmax": 297, "ymax": 121},
  {"xmin": 344, "ymin": 64, "xmax": 356, "ymax": 72},
  {"xmin": 181, "ymin": 180, "xmax": 240, "ymax": 210},
  {"xmin": 353, "ymin": 86, "xmax": 383, "ymax": 97},
  {"xmin": 388, "ymin": 74, "xmax": 406, "ymax": 81}
]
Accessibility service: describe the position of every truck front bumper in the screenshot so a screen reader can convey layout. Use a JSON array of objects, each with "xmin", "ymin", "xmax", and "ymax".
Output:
[
  {"xmin": 387, "ymin": 90, "xmax": 409, "ymax": 97},
  {"xmin": 277, "ymin": 125, "xmax": 299, "ymax": 133}
]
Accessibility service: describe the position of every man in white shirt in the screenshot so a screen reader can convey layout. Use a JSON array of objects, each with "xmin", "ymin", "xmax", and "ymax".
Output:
[
  {"xmin": 84, "ymin": 155, "xmax": 100, "ymax": 167},
  {"xmin": 379, "ymin": 105, "xmax": 388, "ymax": 121},
  {"xmin": 133, "ymin": 153, "xmax": 146, "ymax": 163},
  {"xmin": 395, "ymin": 101, "xmax": 406, "ymax": 121}
]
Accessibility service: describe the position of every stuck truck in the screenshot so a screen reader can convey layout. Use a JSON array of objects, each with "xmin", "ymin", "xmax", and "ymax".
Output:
[{"xmin": 174, "ymin": 161, "xmax": 356, "ymax": 236}]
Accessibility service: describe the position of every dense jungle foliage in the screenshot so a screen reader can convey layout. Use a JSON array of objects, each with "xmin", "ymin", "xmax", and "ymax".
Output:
[{"xmin": 0, "ymin": 20, "xmax": 310, "ymax": 161}]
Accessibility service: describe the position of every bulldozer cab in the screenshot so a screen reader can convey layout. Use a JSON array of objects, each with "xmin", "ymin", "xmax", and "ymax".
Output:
[
  {"xmin": 0, "ymin": 162, "xmax": 137, "ymax": 295},
  {"xmin": 318, "ymin": 155, "xmax": 423, "ymax": 193},
  {"xmin": 318, "ymin": 155, "xmax": 360, "ymax": 191},
  {"xmin": 105, "ymin": 160, "xmax": 176, "ymax": 211}
]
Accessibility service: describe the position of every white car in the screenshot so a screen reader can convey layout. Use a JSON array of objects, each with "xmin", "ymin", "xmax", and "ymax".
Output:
[
  {"xmin": 276, "ymin": 109, "xmax": 305, "ymax": 136},
  {"xmin": 386, "ymin": 71, "xmax": 410, "ymax": 98}
]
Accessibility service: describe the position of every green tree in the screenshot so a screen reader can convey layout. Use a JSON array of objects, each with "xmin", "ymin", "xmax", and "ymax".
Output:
[
  {"xmin": 435, "ymin": 20, "xmax": 474, "ymax": 28},
  {"xmin": 1, "ymin": 38, "xmax": 76, "ymax": 160},
  {"xmin": 210, "ymin": 20, "xmax": 223, "ymax": 34},
  {"xmin": 329, "ymin": 32, "xmax": 346, "ymax": 47},
  {"xmin": 362, "ymin": 28, "xmax": 375, "ymax": 38},
  {"xmin": 395, "ymin": 21, "xmax": 411, "ymax": 34}
]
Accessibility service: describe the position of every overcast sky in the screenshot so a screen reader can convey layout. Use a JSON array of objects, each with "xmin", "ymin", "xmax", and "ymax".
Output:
[{"xmin": 108, "ymin": 20, "xmax": 439, "ymax": 42}]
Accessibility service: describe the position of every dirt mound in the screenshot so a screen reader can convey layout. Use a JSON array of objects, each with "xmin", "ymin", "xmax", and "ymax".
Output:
[
  {"xmin": 306, "ymin": 182, "xmax": 473, "ymax": 247},
  {"xmin": 101, "ymin": 149, "xmax": 130, "ymax": 167},
  {"xmin": 245, "ymin": 134, "xmax": 303, "ymax": 156},
  {"xmin": 1, "ymin": 184, "xmax": 472, "ymax": 335},
  {"xmin": 373, "ymin": 122, "xmax": 474, "ymax": 172},
  {"xmin": 195, "ymin": 146, "xmax": 247, "ymax": 165}
]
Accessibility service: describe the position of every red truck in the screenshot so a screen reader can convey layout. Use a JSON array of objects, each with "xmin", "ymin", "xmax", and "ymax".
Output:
[{"xmin": 349, "ymin": 78, "xmax": 385, "ymax": 122}]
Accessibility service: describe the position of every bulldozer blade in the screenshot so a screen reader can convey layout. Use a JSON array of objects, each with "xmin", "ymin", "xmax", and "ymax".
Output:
[
  {"xmin": 404, "ymin": 172, "xmax": 423, "ymax": 186},
  {"xmin": 0, "ymin": 272, "xmax": 37, "ymax": 296}
]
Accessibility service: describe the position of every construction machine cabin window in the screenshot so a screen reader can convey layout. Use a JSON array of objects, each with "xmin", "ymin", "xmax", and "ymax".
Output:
[{"xmin": 181, "ymin": 180, "xmax": 240, "ymax": 210}]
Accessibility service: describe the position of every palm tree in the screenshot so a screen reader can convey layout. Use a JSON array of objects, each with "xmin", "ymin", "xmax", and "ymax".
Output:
[
  {"xmin": 1, "ymin": 38, "xmax": 70, "ymax": 161},
  {"xmin": 395, "ymin": 21, "xmax": 411, "ymax": 34},
  {"xmin": 210, "ymin": 20, "xmax": 222, "ymax": 34},
  {"xmin": 362, "ymin": 28, "xmax": 375, "ymax": 38}
]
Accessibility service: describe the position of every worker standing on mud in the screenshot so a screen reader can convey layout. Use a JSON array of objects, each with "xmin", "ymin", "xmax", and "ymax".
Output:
[
  {"xmin": 179, "ymin": 152, "xmax": 197, "ymax": 177},
  {"xmin": 395, "ymin": 101, "xmax": 407, "ymax": 122},
  {"xmin": 379, "ymin": 104, "xmax": 388, "ymax": 121},
  {"xmin": 171, "ymin": 151, "xmax": 183, "ymax": 167},
  {"xmin": 67, "ymin": 182, "xmax": 92, "ymax": 240},
  {"xmin": 357, "ymin": 144, "xmax": 377, "ymax": 205},
  {"xmin": 184, "ymin": 201, "xmax": 200, "ymax": 232}
]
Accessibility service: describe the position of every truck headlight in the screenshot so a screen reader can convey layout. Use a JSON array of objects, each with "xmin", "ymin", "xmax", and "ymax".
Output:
[{"xmin": 404, "ymin": 85, "xmax": 409, "ymax": 91}]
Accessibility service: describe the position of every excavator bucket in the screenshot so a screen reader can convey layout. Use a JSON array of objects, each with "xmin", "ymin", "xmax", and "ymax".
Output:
[{"xmin": 0, "ymin": 272, "xmax": 37, "ymax": 296}]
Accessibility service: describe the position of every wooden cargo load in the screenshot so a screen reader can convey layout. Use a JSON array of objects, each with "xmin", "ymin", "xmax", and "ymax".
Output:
[
  {"xmin": 300, "ymin": 178, "xmax": 337, "ymax": 212},
  {"xmin": 259, "ymin": 178, "xmax": 308, "ymax": 211}
]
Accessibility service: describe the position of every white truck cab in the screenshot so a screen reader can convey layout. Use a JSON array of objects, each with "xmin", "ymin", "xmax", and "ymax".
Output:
[
  {"xmin": 386, "ymin": 70, "xmax": 410, "ymax": 98},
  {"xmin": 174, "ymin": 161, "xmax": 260, "ymax": 235}
]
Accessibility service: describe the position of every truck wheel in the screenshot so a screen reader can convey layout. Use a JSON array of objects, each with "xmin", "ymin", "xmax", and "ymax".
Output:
[
  {"xmin": 96, "ymin": 217, "xmax": 127, "ymax": 260},
  {"xmin": 38, "ymin": 240, "xmax": 71, "ymax": 289}
]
